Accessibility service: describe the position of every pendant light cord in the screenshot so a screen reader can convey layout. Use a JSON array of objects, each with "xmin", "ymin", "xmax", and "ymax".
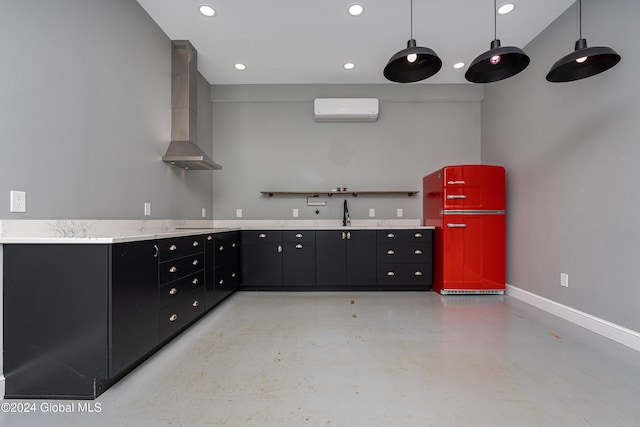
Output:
[
  {"xmin": 493, "ymin": 0, "xmax": 497, "ymax": 40},
  {"xmin": 579, "ymin": 0, "xmax": 582, "ymax": 38},
  {"xmin": 410, "ymin": 0, "xmax": 414, "ymax": 39}
]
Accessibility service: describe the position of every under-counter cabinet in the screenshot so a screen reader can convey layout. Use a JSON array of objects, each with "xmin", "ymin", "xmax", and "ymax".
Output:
[
  {"xmin": 376, "ymin": 230, "xmax": 433, "ymax": 290},
  {"xmin": 207, "ymin": 231, "xmax": 240, "ymax": 308},
  {"xmin": 315, "ymin": 230, "xmax": 377, "ymax": 290},
  {"xmin": 3, "ymin": 241, "xmax": 160, "ymax": 399},
  {"xmin": 157, "ymin": 235, "xmax": 206, "ymax": 342},
  {"xmin": 240, "ymin": 230, "xmax": 315, "ymax": 290}
]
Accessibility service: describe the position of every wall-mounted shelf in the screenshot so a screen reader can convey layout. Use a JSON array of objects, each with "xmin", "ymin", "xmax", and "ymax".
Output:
[{"xmin": 260, "ymin": 190, "xmax": 419, "ymax": 198}]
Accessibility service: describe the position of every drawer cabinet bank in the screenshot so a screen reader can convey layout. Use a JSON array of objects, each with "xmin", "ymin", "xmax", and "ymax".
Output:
[
  {"xmin": 2, "ymin": 231, "xmax": 239, "ymax": 399},
  {"xmin": 2, "ymin": 227, "xmax": 430, "ymax": 399}
]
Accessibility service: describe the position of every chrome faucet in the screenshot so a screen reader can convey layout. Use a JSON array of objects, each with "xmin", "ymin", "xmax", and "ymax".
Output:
[{"xmin": 343, "ymin": 199, "xmax": 351, "ymax": 226}]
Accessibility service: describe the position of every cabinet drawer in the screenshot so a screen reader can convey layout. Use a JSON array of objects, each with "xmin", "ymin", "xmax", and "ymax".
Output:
[
  {"xmin": 159, "ymin": 289, "xmax": 205, "ymax": 341},
  {"xmin": 159, "ymin": 271, "xmax": 204, "ymax": 307},
  {"xmin": 158, "ymin": 235, "xmax": 205, "ymax": 261},
  {"xmin": 282, "ymin": 230, "xmax": 315, "ymax": 243},
  {"xmin": 377, "ymin": 230, "xmax": 431, "ymax": 243},
  {"xmin": 377, "ymin": 263, "xmax": 433, "ymax": 285},
  {"xmin": 241, "ymin": 230, "xmax": 282, "ymax": 243},
  {"xmin": 159, "ymin": 253, "xmax": 205, "ymax": 284},
  {"xmin": 377, "ymin": 244, "xmax": 432, "ymax": 262}
]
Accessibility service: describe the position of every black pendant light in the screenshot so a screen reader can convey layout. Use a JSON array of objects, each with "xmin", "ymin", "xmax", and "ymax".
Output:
[
  {"xmin": 465, "ymin": 0, "xmax": 530, "ymax": 83},
  {"xmin": 383, "ymin": 0, "xmax": 442, "ymax": 83},
  {"xmin": 546, "ymin": 0, "xmax": 621, "ymax": 83}
]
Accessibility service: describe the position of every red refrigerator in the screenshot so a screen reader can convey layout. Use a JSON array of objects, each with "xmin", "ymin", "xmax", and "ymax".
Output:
[{"xmin": 423, "ymin": 165, "xmax": 505, "ymax": 295}]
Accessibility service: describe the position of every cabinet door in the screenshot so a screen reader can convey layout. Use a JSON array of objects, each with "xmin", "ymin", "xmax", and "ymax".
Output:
[
  {"xmin": 241, "ymin": 242, "xmax": 283, "ymax": 288},
  {"xmin": 316, "ymin": 230, "xmax": 347, "ymax": 288},
  {"xmin": 283, "ymin": 241, "xmax": 315, "ymax": 288},
  {"xmin": 111, "ymin": 240, "xmax": 159, "ymax": 376},
  {"xmin": 346, "ymin": 230, "xmax": 377, "ymax": 287}
]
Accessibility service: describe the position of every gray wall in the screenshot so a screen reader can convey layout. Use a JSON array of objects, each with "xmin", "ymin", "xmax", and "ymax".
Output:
[
  {"xmin": 210, "ymin": 84, "xmax": 483, "ymax": 221},
  {"xmin": 0, "ymin": 0, "xmax": 214, "ymax": 220},
  {"xmin": 481, "ymin": 0, "xmax": 640, "ymax": 331}
]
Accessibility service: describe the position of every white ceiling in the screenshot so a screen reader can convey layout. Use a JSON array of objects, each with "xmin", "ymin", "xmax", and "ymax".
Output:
[{"xmin": 135, "ymin": 0, "xmax": 576, "ymax": 85}]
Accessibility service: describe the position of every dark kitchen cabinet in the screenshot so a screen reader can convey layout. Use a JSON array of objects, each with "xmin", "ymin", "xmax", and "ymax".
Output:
[
  {"xmin": 157, "ymin": 235, "xmax": 206, "ymax": 342},
  {"xmin": 207, "ymin": 231, "xmax": 239, "ymax": 308},
  {"xmin": 240, "ymin": 230, "xmax": 316, "ymax": 290},
  {"xmin": 316, "ymin": 230, "xmax": 377, "ymax": 290},
  {"xmin": 282, "ymin": 230, "xmax": 315, "ymax": 289},
  {"xmin": 240, "ymin": 230, "xmax": 283, "ymax": 289},
  {"xmin": 3, "ymin": 240, "xmax": 159, "ymax": 399},
  {"xmin": 376, "ymin": 229, "xmax": 433, "ymax": 290}
]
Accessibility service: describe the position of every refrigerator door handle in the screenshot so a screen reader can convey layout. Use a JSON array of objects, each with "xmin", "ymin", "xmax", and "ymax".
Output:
[
  {"xmin": 447, "ymin": 194, "xmax": 467, "ymax": 200},
  {"xmin": 447, "ymin": 223, "xmax": 467, "ymax": 228}
]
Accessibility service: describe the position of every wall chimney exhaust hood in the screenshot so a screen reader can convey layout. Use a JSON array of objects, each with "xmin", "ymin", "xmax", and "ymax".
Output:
[{"xmin": 163, "ymin": 40, "xmax": 221, "ymax": 171}]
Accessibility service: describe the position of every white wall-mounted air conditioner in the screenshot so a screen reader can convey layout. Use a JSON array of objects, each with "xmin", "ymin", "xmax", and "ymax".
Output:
[{"xmin": 314, "ymin": 98, "xmax": 379, "ymax": 122}]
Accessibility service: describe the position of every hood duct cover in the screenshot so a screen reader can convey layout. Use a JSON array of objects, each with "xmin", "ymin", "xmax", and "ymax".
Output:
[{"xmin": 162, "ymin": 40, "xmax": 221, "ymax": 170}]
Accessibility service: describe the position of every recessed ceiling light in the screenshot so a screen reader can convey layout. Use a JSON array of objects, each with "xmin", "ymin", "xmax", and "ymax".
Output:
[
  {"xmin": 497, "ymin": 3, "xmax": 515, "ymax": 15},
  {"xmin": 348, "ymin": 4, "xmax": 364, "ymax": 16},
  {"xmin": 199, "ymin": 5, "xmax": 216, "ymax": 17},
  {"xmin": 343, "ymin": 62, "xmax": 356, "ymax": 70},
  {"xmin": 453, "ymin": 62, "xmax": 465, "ymax": 69},
  {"xmin": 234, "ymin": 63, "xmax": 246, "ymax": 71}
]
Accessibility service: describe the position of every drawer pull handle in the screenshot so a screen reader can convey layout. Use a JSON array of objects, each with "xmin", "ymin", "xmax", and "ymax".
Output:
[
  {"xmin": 415, "ymin": 249, "xmax": 423, "ymax": 255},
  {"xmin": 169, "ymin": 314, "xmax": 178, "ymax": 322},
  {"xmin": 387, "ymin": 233, "xmax": 395, "ymax": 238},
  {"xmin": 414, "ymin": 233, "xmax": 423, "ymax": 238},
  {"xmin": 278, "ymin": 245, "xmax": 283, "ymax": 253},
  {"xmin": 153, "ymin": 244, "xmax": 159, "ymax": 258},
  {"xmin": 169, "ymin": 287, "xmax": 178, "ymax": 295},
  {"xmin": 342, "ymin": 232, "xmax": 346, "ymax": 240},
  {"xmin": 192, "ymin": 300, "xmax": 200, "ymax": 307},
  {"xmin": 447, "ymin": 194, "xmax": 467, "ymax": 200},
  {"xmin": 387, "ymin": 250, "xmax": 395, "ymax": 255},
  {"xmin": 296, "ymin": 233, "xmax": 303, "ymax": 238},
  {"xmin": 169, "ymin": 266, "xmax": 177, "ymax": 273},
  {"xmin": 447, "ymin": 223, "xmax": 467, "ymax": 228},
  {"xmin": 219, "ymin": 245, "xmax": 224, "ymax": 251},
  {"xmin": 387, "ymin": 271, "xmax": 395, "ymax": 276},
  {"xmin": 192, "ymin": 259, "xmax": 199, "ymax": 266},
  {"xmin": 347, "ymin": 231, "xmax": 351, "ymax": 240},
  {"xmin": 192, "ymin": 278, "xmax": 199, "ymax": 285},
  {"xmin": 296, "ymin": 244, "xmax": 303, "ymax": 249},
  {"xmin": 169, "ymin": 244, "xmax": 177, "ymax": 251},
  {"xmin": 415, "ymin": 271, "xmax": 423, "ymax": 276},
  {"xmin": 219, "ymin": 279, "xmax": 224, "ymax": 285},
  {"xmin": 231, "ymin": 272, "xmax": 236, "ymax": 278},
  {"xmin": 207, "ymin": 235, "xmax": 213, "ymax": 241},
  {"xmin": 192, "ymin": 241, "xmax": 199, "ymax": 247},
  {"xmin": 232, "ymin": 242, "xmax": 236, "ymax": 247},
  {"xmin": 259, "ymin": 233, "xmax": 267, "ymax": 238}
]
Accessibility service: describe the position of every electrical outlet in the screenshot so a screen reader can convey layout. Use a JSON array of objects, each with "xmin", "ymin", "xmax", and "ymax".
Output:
[
  {"xmin": 397, "ymin": 208, "xmax": 403, "ymax": 217},
  {"xmin": 202, "ymin": 207, "xmax": 207, "ymax": 218},
  {"xmin": 144, "ymin": 202, "xmax": 151, "ymax": 216},
  {"xmin": 560, "ymin": 273, "xmax": 569, "ymax": 288},
  {"xmin": 10, "ymin": 191, "xmax": 26, "ymax": 213},
  {"xmin": 236, "ymin": 208, "xmax": 243, "ymax": 218},
  {"xmin": 293, "ymin": 208, "xmax": 299, "ymax": 217},
  {"xmin": 369, "ymin": 208, "xmax": 375, "ymax": 217}
]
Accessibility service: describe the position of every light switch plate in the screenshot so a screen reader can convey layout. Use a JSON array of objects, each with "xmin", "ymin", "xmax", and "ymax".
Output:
[
  {"xmin": 144, "ymin": 202, "xmax": 151, "ymax": 216},
  {"xmin": 369, "ymin": 208, "xmax": 375, "ymax": 217},
  {"xmin": 10, "ymin": 191, "xmax": 26, "ymax": 213},
  {"xmin": 236, "ymin": 208, "xmax": 243, "ymax": 218},
  {"xmin": 397, "ymin": 208, "xmax": 403, "ymax": 217},
  {"xmin": 293, "ymin": 208, "xmax": 299, "ymax": 217},
  {"xmin": 202, "ymin": 207, "xmax": 207, "ymax": 218}
]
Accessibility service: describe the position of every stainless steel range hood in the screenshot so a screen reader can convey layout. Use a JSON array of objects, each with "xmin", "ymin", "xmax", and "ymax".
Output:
[{"xmin": 162, "ymin": 40, "xmax": 221, "ymax": 171}]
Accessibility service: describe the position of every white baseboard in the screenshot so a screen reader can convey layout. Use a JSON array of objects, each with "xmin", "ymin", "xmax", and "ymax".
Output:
[
  {"xmin": 0, "ymin": 376, "xmax": 4, "ymax": 401},
  {"xmin": 506, "ymin": 284, "xmax": 640, "ymax": 353}
]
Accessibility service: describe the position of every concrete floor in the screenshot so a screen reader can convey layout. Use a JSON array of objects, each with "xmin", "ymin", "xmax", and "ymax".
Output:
[{"xmin": 2, "ymin": 291, "xmax": 640, "ymax": 427}]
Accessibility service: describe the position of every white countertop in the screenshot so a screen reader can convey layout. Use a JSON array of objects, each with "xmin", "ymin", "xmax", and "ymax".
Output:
[{"xmin": 0, "ymin": 219, "xmax": 433, "ymax": 244}]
